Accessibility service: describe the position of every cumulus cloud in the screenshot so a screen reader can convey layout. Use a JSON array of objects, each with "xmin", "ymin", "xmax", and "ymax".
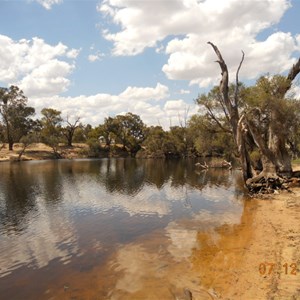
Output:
[
  {"xmin": 99, "ymin": 0, "xmax": 299, "ymax": 87},
  {"xmin": 34, "ymin": 0, "xmax": 63, "ymax": 10},
  {"xmin": 29, "ymin": 82, "xmax": 197, "ymax": 128},
  {"xmin": 119, "ymin": 83, "xmax": 169, "ymax": 101},
  {"xmin": 179, "ymin": 89, "xmax": 190, "ymax": 95},
  {"xmin": 0, "ymin": 35, "xmax": 79, "ymax": 97},
  {"xmin": 88, "ymin": 51, "xmax": 105, "ymax": 62}
]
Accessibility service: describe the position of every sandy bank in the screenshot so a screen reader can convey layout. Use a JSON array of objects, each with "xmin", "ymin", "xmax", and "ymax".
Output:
[
  {"xmin": 0, "ymin": 143, "xmax": 88, "ymax": 162},
  {"xmin": 210, "ymin": 189, "xmax": 300, "ymax": 300}
]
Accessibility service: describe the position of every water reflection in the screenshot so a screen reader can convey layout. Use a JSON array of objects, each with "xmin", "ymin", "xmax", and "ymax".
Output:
[
  {"xmin": 105, "ymin": 200, "xmax": 251, "ymax": 300},
  {"xmin": 0, "ymin": 159, "xmax": 246, "ymax": 299}
]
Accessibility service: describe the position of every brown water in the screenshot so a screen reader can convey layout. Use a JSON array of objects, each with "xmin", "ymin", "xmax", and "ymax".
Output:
[{"xmin": 0, "ymin": 158, "xmax": 247, "ymax": 299}]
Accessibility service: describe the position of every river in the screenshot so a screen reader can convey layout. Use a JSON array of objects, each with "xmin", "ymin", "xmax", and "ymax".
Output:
[{"xmin": 0, "ymin": 158, "xmax": 248, "ymax": 299}]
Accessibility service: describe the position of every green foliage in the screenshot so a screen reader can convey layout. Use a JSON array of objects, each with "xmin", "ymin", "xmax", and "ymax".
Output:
[
  {"xmin": 86, "ymin": 138, "xmax": 104, "ymax": 157},
  {"xmin": 143, "ymin": 126, "xmax": 166, "ymax": 153},
  {"xmin": 188, "ymin": 114, "xmax": 234, "ymax": 158},
  {"xmin": 243, "ymin": 75, "xmax": 300, "ymax": 156},
  {"xmin": 110, "ymin": 113, "xmax": 146, "ymax": 154},
  {"xmin": 0, "ymin": 85, "xmax": 35, "ymax": 150},
  {"xmin": 40, "ymin": 108, "xmax": 63, "ymax": 156}
]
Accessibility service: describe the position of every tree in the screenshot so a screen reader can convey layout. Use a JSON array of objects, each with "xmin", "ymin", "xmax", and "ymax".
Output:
[
  {"xmin": 187, "ymin": 114, "xmax": 234, "ymax": 158},
  {"xmin": 112, "ymin": 113, "xmax": 146, "ymax": 155},
  {"xmin": 205, "ymin": 42, "xmax": 300, "ymax": 191},
  {"xmin": 40, "ymin": 108, "xmax": 63, "ymax": 157},
  {"xmin": 143, "ymin": 126, "xmax": 167, "ymax": 154},
  {"xmin": 88, "ymin": 117, "xmax": 117, "ymax": 148},
  {"xmin": 0, "ymin": 85, "xmax": 35, "ymax": 151},
  {"xmin": 62, "ymin": 116, "xmax": 80, "ymax": 147},
  {"xmin": 17, "ymin": 132, "xmax": 39, "ymax": 160}
]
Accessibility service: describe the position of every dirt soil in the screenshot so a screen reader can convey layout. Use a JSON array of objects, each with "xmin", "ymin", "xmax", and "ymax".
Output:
[{"xmin": 0, "ymin": 143, "xmax": 88, "ymax": 161}]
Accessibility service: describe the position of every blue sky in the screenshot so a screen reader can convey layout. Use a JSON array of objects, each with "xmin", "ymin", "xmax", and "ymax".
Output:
[{"xmin": 0, "ymin": 0, "xmax": 300, "ymax": 128}]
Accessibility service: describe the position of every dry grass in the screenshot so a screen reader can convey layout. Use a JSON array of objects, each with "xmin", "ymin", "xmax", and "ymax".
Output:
[{"xmin": 0, "ymin": 143, "xmax": 89, "ymax": 162}]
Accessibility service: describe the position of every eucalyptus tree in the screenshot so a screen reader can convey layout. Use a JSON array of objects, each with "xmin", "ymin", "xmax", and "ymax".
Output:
[
  {"xmin": 203, "ymin": 42, "xmax": 300, "ymax": 190},
  {"xmin": 40, "ymin": 108, "xmax": 63, "ymax": 157},
  {"xmin": 0, "ymin": 85, "xmax": 35, "ymax": 151},
  {"xmin": 112, "ymin": 113, "xmax": 146, "ymax": 154}
]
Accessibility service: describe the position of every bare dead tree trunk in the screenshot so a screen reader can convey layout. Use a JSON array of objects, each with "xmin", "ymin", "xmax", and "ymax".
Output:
[
  {"xmin": 208, "ymin": 42, "xmax": 254, "ymax": 182},
  {"xmin": 63, "ymin": 116, "xmax": 80, "ymax": 147}
]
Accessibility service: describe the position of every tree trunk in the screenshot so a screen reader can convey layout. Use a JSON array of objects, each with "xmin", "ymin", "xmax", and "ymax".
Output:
[
  {"xmin": 8, "ymin": 140, "xmax": 13, "ymax": 151},
  {"xmin": 268, "ymin": 128, "xmax": 292, "ymax": 177},
  {"xmin": 67, "ymin": 138, "xmax": 72, "ymax": 147}
]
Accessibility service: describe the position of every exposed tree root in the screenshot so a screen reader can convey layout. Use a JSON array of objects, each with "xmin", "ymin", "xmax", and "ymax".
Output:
[{"xmin": 246, "ymin": 171, "xmax": 300, "ymax": 194}]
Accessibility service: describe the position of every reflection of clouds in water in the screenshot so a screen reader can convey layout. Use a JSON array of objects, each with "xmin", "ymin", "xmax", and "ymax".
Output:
[
  {"xmin": 201, "ymin": 186, "xmax": 236, "ymax": 203},
  {"xmin": 62, "ymin": 175, "xmax": 242, "ymax": 217},
  {"xmin": 194, "ymin": 209, "xmax": 242, "ymax": 226},
  {"xmin": 110, "ymin": 244, "xmax": 163, "ymax": 295},
  {"xmin": 103, "ymin": 203, "xmax": 244, "ymax": 298},
  {"xmin": 163, "ymin": 184, "xmax": 188, "ymax": 202},
  {"xmin": 61, "ymin": 177, "xmax": 186, "ymax": 217},
  {"xmin": 165, "ymin": 207, "xmax": 243, "ymax": 262},
  {"xmin": 0, "ymin": 198, "xmax": 78, "ymax": 278},
  {"xmin": 165, "ymin": 221, "xmax": 198, "ymax": 261}
]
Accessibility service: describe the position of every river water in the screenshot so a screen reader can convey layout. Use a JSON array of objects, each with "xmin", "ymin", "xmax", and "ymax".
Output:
[{"xmin": 0, "ymin": 158, "xmax": 248, "ymax": 299}]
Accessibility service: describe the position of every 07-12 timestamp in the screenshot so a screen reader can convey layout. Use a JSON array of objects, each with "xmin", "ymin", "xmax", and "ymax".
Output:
[{"xmin": 259, "ymin": 262, "xmax": 298, "ymax": 275}]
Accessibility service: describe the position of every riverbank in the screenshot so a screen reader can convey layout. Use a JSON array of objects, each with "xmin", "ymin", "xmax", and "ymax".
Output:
[
  {"xmin": 203, "ymin": 187, "xmax": 300, "ymax": 299},
  {"xmin": 0, "ymin": 143, "xmax": 87, "ymax": 161}
]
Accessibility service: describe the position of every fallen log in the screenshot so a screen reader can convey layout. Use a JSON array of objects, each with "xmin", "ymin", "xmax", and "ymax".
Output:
[{"xmin": 195, "ymin": 160, "xmax": 232, "ymax": 169}]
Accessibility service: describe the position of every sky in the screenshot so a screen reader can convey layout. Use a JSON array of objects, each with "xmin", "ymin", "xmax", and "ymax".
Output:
[{"xmin": 0, "ymin": 0, "xmax": 300, "ymax": 128}]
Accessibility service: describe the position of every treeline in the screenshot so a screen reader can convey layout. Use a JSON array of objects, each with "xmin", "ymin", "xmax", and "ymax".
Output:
[{"xmin": 1, "ymin": 82, "xmax": 300, "ymax": 162}]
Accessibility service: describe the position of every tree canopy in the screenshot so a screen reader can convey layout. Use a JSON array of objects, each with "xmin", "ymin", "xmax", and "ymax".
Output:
[{"xmin": 0, "ymin": 85, "xmax": 35, "ymax": 151}]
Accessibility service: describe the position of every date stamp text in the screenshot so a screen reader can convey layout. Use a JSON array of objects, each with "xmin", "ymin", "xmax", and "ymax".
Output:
[{"xmin": 259, "ymin": 262, "xmax": 298, "ymax": 276}]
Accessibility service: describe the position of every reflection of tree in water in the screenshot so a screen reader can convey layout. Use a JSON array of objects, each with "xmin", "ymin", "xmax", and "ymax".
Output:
[
  {"xmin": 142, "ymin": 159, "xmax": 171, "ymax": 188},
  {"xmin": 0, "ymin": 163, "xmax": 39, "ymax": 233},
  {"xmin": 0, "ymin": 162, "xmax": 67, "ymax": 234},
  {"xmin": 41, "ymin": 162, "xmax": 64, "ymax": 206},
  {"xmin": 97, "ymin": 159, "xmax": 146, "ymax": 196},
  {"xmin": 88, "ymin": 158, "xmax": 245, "ymax": 196},
  {"xmin": 144, "ymin": 158, "xmax": 243, "ymax": 192}
]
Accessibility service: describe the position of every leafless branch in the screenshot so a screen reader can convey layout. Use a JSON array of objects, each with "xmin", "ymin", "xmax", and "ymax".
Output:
[{"xmin": 234, "ymin": 50, "xmax": 245, "ymax": 107}]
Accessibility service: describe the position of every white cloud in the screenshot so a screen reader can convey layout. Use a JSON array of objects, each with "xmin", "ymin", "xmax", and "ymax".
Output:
[
  {"xmin": 119, "ymin": 83, "xmax": 169, "ymax": 101},
  {"xmin": 88, "ymin": 51, "xmax": 105, "ymax": 62},
  {"xmin": 34, "ymin": 0, "xmax": 63, "ymax": 10},
  {"xmin": 164, "ymin": 99, "xmax": 186, "ymax": 111},
  {"xmin": 0, "ymin": 35, "xmax": 78, "ymax": 97},
  {"xmin": 99, "ymin": 0, "xmax": 299, "ymax": 87},
  {"xmin": 66, "ymin": 48, "xmax": 81, "ymax": 59},
  {"xmin": 29, "ymin": 82, "xmax": 196, "ymax": 129},
  {"xmin": 179, "ymin": 89, "xmax": 190, "ymax": 95}
]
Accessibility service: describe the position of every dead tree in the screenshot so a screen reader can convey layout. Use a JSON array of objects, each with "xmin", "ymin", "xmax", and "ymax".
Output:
[{"xmin": 63, "ymin": 116, "xmax": 80, "ymax": 147}]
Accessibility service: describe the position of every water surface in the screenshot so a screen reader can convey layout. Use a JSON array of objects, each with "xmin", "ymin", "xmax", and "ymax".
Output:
[{"xmin": 0, "ymin": 159, "xmax": 247, "ymax": 299}]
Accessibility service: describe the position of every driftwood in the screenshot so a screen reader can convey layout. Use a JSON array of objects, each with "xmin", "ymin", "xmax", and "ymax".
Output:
[{"xmin": 195, "ymin": 160, "xmax": 232, "ymax": 169}]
